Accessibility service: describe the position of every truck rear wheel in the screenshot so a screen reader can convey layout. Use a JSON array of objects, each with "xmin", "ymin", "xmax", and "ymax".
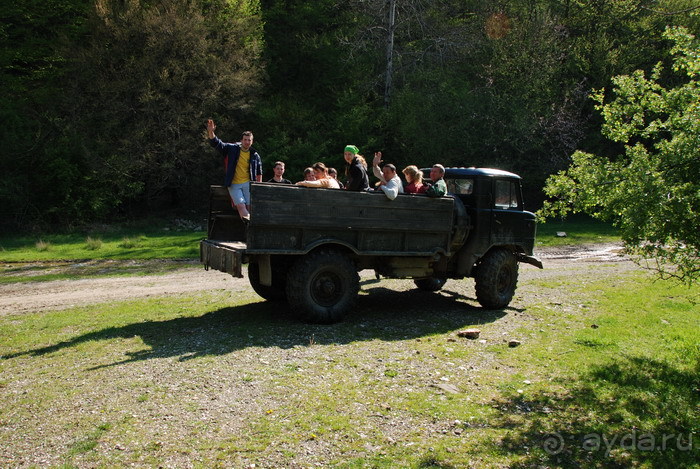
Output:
[
  {"xmin": 474, "ymin": 248, "xmax": 518, "ymax": 309},
  {"xmin": 248, "ymin": 260, "xmax": 287, "ymax": 301},
  {"xmin": 414, "ymin": 277, "xmax": 447, "ymax": 292},
  {"xmin": 286, "ymin": 249, "xmax": 359, "ymax": 324}
]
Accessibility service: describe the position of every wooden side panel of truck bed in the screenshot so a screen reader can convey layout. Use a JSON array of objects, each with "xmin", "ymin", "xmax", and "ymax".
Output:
[{"xmin": 246, "ymin": 183, "xmax": 456, "ymax": 256}]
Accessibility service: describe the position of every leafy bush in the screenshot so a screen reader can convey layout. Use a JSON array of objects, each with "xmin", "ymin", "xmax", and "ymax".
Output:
[
  {"xmin": 85, "ymin": 236, "xmax": 103, "ymax": 251},
  {"xmin": 541, "ymin": 27, "xmax": 700, "ymax": 283},
  {"xmin": 35, "ymin": 240, "xmax": 51, "ymax": 252}
]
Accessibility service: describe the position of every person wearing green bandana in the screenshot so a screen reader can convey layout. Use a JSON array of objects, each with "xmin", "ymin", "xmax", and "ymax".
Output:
[{"xmin": 342, "ymin": 145, "xmax": 369, "ymax": 191}]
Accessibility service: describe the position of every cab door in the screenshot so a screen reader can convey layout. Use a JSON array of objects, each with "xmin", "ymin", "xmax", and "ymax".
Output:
[{"xmin": 491, "ymin": 178, "xmax": 532, "ymax": 246}]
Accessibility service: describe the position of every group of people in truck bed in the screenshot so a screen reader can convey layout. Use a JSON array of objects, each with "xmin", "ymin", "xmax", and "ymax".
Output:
[{"xmin": 206, "ymin": 120, "xmax": 447, "ymax": 221}]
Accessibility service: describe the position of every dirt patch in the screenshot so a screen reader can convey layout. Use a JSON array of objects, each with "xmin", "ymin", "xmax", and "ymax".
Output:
[
  {"xmin": 535, "ymin": 243, "xmax": 627, "ymax": 262},
  {"xmin": 0, "ymin": 244, "xmax": 631, "ymax": 316},
  {"xmin": 0, "ymin": 267, "xmax": 231, "ymax": 316}
]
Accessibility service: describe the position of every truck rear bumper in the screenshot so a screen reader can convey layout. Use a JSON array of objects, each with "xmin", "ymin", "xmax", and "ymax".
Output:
[{"xmin": 200, "ymin": 240, "xmax": 247, "ymax": 277}]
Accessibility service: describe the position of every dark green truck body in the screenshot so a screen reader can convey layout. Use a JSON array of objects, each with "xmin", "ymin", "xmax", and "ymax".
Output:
[{"xmin": 200, "ymin": 168, "xmax": 541, "ymax": 323}]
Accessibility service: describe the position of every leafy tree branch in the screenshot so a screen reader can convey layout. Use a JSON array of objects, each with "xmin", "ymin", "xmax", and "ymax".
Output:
[{"xmin": 540, "ymin": 27, "xmax": 700, "ymax": 283}]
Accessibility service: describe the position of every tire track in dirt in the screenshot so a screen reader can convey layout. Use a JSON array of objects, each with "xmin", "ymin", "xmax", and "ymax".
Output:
[{"xmin": 0, "ymin": 269, "xmax": 235, "ymax": 316}]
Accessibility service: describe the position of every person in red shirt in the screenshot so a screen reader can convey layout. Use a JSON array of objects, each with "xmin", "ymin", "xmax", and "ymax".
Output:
[{"xmin": 402, "ymin": 165, "xmax": 428, "ymax": 194}]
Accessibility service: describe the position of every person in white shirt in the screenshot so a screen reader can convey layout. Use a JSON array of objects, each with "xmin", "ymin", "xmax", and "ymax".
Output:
[{"xmin": 372, "ymin": 151, "xmax": 404, "ymax": 200}]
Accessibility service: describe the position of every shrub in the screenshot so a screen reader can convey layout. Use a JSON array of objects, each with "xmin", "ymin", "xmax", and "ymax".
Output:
[{"xmin": 85, "ymin": 236, "xmax": 103, "ymax": 250}]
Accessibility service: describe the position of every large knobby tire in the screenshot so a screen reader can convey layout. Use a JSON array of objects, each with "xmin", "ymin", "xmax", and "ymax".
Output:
[
  {"xmin": 248, "ymin": 260, "xmax": 288, "ymax": 301},
  {"xmin": 474, "ymin": 248, "xmax": 519, "ymax": 309},
  {"xmin": 414, "ymin": 277, "xmax": 447, "ymax": 292},
  {"xmin": 285, "ymin": 250, "xmax": 359, "ymax": 324}
]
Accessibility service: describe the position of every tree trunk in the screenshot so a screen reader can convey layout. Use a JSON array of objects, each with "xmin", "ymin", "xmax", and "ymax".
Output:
[{"xmin": 384, "ymin": 0, "xmax": 396, "ymax": 107}]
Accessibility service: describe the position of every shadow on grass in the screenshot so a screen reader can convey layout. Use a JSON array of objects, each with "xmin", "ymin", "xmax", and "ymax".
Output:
[
  {"xmin": 2, "ymin": 285, "xmax": 508, "ymax": 369},
  {"xmin": 488, "ymin": 354, "xmax": 699, "ymax": 468}
]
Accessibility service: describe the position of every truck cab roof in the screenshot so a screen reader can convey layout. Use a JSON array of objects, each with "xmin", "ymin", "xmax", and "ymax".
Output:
[{"xmin": 422, "ymin": 167, "xmax": 521, "ymax": 180}]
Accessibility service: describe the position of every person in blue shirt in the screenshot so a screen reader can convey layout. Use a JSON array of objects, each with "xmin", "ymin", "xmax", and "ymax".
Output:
[{"xmin": 207, "ymin": 119, "xmax": 262, "ymax": 221}]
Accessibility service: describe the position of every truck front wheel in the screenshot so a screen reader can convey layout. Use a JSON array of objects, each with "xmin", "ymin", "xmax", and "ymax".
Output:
[
  {"xmin": 474, "ymin": 248, "xmax": 518, "ymax": 309},
  {"xmin": 286, "ymin": 250, "xmax": 359, "ymax": 324}
]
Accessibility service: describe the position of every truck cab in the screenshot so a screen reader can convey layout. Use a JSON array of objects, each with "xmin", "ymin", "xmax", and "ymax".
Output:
[{"xmin": 431, "ymin": 167, "xmax": 539, "ymax": 275}]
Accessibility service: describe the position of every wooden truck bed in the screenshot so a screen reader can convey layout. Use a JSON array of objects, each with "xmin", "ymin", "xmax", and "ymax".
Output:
[{"xmin": 201, "ymin": 183, "xmax": 458, "ymax": 277}]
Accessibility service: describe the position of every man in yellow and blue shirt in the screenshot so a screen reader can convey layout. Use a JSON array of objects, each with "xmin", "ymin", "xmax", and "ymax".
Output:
[{"xmin": 207, "ymin": 119, "xmax": 262, "ymax": 221}]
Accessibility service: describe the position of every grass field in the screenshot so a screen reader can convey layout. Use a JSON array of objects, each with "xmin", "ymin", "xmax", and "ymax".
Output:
[
  {"xmin": 0, "ymin": 219, "xmax": 205, "ymax": 263},
  {"xmin": 535, "ymin": 214, "xmax": 620, "ymax": 247},
  {"xmin": 0, "ymin": 219, "xmax": 206, "ymax": 283},
  {"xmin": 0, "ymin": 264, "xmax": 697, "ymax": 467},
  {"xmin": 3, "ymin": 215, "xmax": 697, "ymax": 467},
  {"xmin": 0, "ymin": 215, "xmax": 620, "ymax": 285}
]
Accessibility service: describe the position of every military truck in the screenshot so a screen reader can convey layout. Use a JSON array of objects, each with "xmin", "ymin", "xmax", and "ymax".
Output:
[{"xmin": 200, "ymin": 167, "xmax": 542, "ymax": 323}]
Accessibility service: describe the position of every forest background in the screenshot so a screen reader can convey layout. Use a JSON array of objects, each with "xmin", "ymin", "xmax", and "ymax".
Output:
[{"xmin": 1, "ymin": 0, "xmax": 699, "ymax": 232}]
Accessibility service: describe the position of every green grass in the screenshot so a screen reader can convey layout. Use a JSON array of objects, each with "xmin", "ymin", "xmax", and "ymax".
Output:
[
  {"xmin": 67, "ymin": 423, "xmax": 114, "ymax": 456},
  {"xmin": 1, "ymin": 267, "xmax": 697, "ymax": 467},
  {"xmin": 85, "ymin": 236, "xmax": 103, "ymax": 251},
  {"xmin": 0, "ymin": 220, "xmax": 205, "ymax": 262},
  {"xmin": 0, "ymin": 219, "xmax": 206, "ymax": 283},
  {"xmin": 485, "ymin": 272, "xmax": 700, "ymax": 468},
  {"xmin": 536, "ymin": 214, "xmax": 620, "ymax": 246}
]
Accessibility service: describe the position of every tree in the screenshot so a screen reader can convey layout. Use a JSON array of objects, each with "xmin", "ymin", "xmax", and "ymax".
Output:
[
  {"xmin": 61, "ymin": 0, "xmax": 264, "ymax": 215},
  {"xmin": 0, "ymin": 0, "xmax": 92, "ymax": 230},
  {"xmin": 540, "ymin": 27, "xmax": 700, "ymax": 283},
  {"xmin": 382, "ymin": 1, "xmax": 590, "ymax": 182},
  {"xmin": 253, "ymin": 0, "xmax": 356, "ymax": 178}
]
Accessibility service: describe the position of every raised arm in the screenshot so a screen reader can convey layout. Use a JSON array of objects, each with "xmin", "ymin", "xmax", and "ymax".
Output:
[
  {"xmin": 206, "ymin": 119, "xmax": 216, "ymax": 139},
  {"xmin": 372, "ymin": 151, "xmax": 387, "ymax": 183},
  {"xmin": 206, "ymin": 119, "xmax": 226, "ymax": 152}
]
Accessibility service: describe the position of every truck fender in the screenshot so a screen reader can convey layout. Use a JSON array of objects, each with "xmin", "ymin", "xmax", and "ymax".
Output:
[{"xmin": 301, "ymin": 239, "xmax": 360, "ymax": 256}]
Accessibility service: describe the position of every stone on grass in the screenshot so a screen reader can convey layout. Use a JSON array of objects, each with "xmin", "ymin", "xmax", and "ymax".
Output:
[
  {"xmin": 433, "ymin": 383, "xmax": 460, "ymax": 394},
  {"xmin": 457, "ymin": 329, "xmax": 481, "ymax": 339}
]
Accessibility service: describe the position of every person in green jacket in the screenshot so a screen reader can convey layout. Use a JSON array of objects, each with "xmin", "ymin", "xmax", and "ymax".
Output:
[{"xmin": 425, "ymin": 164, "xmax": 447, "ymax": 198}]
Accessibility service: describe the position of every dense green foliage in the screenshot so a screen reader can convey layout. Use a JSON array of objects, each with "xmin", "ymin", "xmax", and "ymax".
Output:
[
  {"xmin": 1, "ymin": 0, "xmax": 699, "ymax": 231},
  {"xmin": 1, "ymin": 0, "xmax": 263, "ymax": 229},
  {"xmin": 541, "ymin": 27, "xmax": 699, "ymax": 282}
]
